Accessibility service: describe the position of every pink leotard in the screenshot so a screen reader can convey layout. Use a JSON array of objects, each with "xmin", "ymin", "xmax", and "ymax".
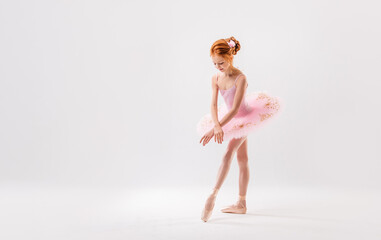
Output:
[{"xmin": 217, "ymin": 73, "xmax": 252, "ymax": 117}]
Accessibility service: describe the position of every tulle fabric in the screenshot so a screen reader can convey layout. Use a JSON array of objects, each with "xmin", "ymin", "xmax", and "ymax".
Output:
[{"xmin": 196, "ymin": 91, "xmax": 283, "ymax": 142}]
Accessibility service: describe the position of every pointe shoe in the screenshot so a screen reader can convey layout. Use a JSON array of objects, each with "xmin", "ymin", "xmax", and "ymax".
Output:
[
  {"xmin": 220, "ymin": 195, "xmax": 247, "ymax": 214},
  {"xmin": 201, "ymin": 188, "xmax": 219, "ymax": 222}
]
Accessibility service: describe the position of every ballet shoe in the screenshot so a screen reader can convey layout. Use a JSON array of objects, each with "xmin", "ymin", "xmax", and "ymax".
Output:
[
  {"xmin": 201, "ymin": 207, "xmax": 214, "ymax": 222},
  {"xmin": 220, "ymin": 195, "xmax": 247, "ymax": 214},
  {"xmin": 220, "ymin": 204, "xmax": 247, "ymax": 214},
  {"xmin": 201, "ymin": 188, "xmax": 219, "ymax": 222}
]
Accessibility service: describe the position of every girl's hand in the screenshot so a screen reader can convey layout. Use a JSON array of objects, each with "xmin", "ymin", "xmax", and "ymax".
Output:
[
  {"xmin": 200, "ymin": 129, "xmax": 215, "ymax": 146},
  {"xmin": 214, "ymin": 125, "xmax": 224, "ymax": 144}
]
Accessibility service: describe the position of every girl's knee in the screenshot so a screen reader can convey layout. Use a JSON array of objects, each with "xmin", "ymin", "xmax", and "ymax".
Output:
[
  {"xmin": 222, "ymin": 150, "xmax": 234, "ymax": 162},
  {"xmin": 237, "ymin": 154, "xmax": 249, "ymax": 164}
]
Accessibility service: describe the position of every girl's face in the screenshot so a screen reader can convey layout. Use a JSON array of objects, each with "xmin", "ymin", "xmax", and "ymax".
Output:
[{"xmin": 211, "ymin": 55, "xmax": 230, "ymax": 72}]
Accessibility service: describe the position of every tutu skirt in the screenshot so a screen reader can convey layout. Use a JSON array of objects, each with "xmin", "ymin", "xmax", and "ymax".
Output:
[{"xmin": 196, "ymin": 91, "xmax": 283, "ymax": 142}]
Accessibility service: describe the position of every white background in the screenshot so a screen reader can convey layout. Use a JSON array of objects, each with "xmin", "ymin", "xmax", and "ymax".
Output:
[{"xmin": 1, "ymin": 0, "xmax": 380, "ymax": 239}]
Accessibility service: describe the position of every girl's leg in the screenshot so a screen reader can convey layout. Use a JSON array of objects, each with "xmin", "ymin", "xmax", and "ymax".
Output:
[
  {"xmin": 220, "ymin": 136, "xmax": 249, "ymax": 213},
  {"xmin": 202, "ymin": 136, "xmax": 247, "ymax": 221},
  {"xmin": 236, "ymin": 137, "xmax": 249, "ymax": 207},
  {"xmin": 213, "ymin": 136, "xmax": 248, "ymax": 190}
]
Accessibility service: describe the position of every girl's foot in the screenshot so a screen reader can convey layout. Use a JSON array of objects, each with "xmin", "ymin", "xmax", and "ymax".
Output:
[
  {"xmin": 201, "ymin": 188, "xmax": 219, "ymax": 222},
  {"xmin": 220, "ymin": 195, "xmax": 247, "ymax": 214}
]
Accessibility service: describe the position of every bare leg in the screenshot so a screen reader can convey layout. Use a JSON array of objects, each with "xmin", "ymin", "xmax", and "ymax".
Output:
[
  {"xmin": 236, "ymin": 137, "xmax": 249, "ymax": 208},
  {"xmin": 201, "ymin": 136, "xmax": 247, "ymax": 222},
  {"xmin": 213, "ymin": 136, "xmax": 248, "ymax": 190},
  {"xmin": 220, "ymin": 136, "xmax": 249, "ymax": 214}
]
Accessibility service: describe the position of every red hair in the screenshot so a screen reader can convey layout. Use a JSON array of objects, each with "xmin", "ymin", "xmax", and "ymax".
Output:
[{"xmin": 210, "ymin": 36, "xmax": 241, "ymax": 64}]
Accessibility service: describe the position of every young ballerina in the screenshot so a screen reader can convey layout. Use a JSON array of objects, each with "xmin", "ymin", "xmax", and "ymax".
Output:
[{"xmin": 197, "ymin": 36, "xmax": 283, "ymax": 222}]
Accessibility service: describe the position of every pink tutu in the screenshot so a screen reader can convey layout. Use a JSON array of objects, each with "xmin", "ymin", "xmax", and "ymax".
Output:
[{"xmin": 196, "ymin": 91, "xmax": 283, "ymax": 142}]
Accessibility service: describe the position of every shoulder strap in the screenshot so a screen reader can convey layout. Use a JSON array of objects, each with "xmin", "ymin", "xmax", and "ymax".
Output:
[{"xmin": 234, "ymin": 73, "xmax": 243, "ymax": 83}]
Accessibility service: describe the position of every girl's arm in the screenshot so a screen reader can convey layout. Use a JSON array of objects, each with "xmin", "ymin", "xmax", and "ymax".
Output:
[
  {"xmin": 210, "ymin": 74, "xmax": 221, "ymax": 127},
  {"xmin": 217, "ymin": 75, "xmax": 248, "ymax": 128}
]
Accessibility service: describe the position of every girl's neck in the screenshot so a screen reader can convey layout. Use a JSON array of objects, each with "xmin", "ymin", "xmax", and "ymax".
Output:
[{"xmin": 222, "ymin": 67, "xmax": 239, "ymax": 77}]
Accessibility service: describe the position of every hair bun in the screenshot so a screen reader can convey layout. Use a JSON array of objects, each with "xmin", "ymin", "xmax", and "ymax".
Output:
[
  {"xmin": 228, "ymin": 37, "xmax": 241, "ymax": 55},
  {"xmin": 209, "ymin": 36, "xmax": 242, "ymax": 58}
]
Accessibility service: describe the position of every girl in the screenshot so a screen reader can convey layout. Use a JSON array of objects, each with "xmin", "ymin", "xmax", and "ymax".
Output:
[{"xmin": 197, "ymin": 37, "xmax": 282, "ymax": 222}]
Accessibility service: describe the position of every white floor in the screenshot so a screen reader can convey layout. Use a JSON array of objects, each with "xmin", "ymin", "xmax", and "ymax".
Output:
[{"xmin": 0, "ymin": 184, "xmax": 380, "ymax": 240}]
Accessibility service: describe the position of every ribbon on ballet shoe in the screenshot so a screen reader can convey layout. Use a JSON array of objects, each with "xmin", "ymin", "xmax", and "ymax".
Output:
[{"xmin": 238, "ymin": 195, "xmax": 246, "ymax": 201}]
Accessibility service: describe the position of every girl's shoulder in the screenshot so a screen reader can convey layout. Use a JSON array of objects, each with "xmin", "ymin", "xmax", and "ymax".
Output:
[
  {"xmin": 236, "ymin": 72, "xmax": 248, "ymax": 88},
  {"xmin": 236, "ymin": 70, "xmax": 246, "ymax": 77}
]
